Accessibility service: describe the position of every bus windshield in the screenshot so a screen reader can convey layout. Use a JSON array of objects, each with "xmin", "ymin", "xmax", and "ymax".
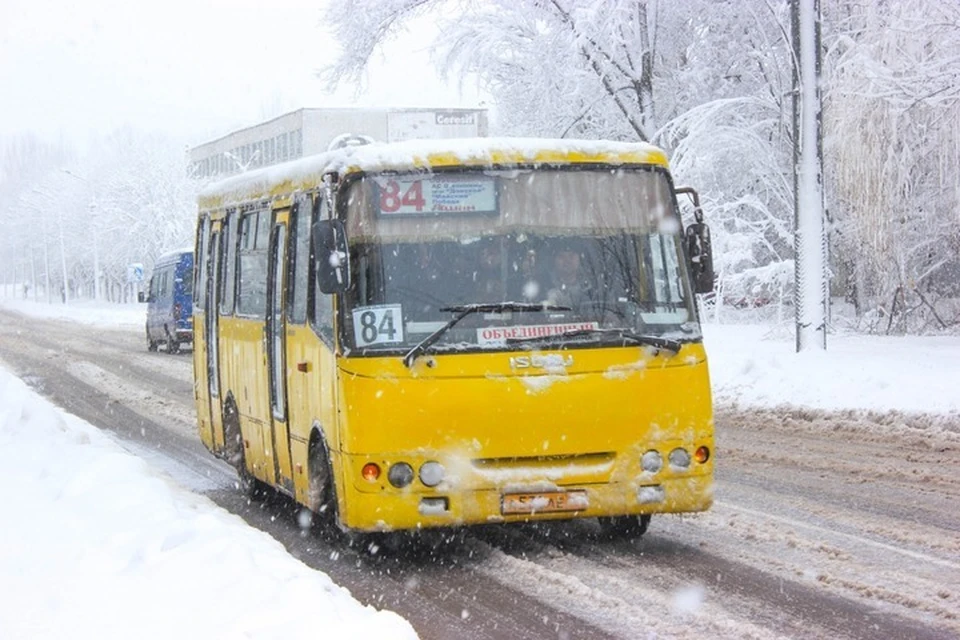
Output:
[{"xmin": 338, "ymin": 166, "xmax": 701, "ymax": 355}]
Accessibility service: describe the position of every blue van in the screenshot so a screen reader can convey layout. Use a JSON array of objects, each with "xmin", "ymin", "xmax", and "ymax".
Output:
[{"xmin": 146, "ymin": 249, "xmax": 194, "ymax": 353}]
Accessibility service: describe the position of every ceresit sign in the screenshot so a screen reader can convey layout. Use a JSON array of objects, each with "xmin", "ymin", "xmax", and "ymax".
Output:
[
  {"xmin": 387, "ymin": 110, "xmax": 484, "ymax": 142},
  {"xmin": 435, "ymin": 111, "xmax": 476, "ymax": 126}
]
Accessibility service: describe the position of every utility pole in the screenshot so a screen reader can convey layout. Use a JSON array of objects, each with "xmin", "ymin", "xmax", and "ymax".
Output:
[{"xmin": 791, "ymin": 0, "xmax": 827, "ymax": 351}]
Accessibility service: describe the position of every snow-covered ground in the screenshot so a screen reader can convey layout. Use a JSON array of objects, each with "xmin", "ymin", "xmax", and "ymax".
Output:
[
  {"xmin": 704, "ymin": 322, "xmax": 960, "ymax": 414},
  {"xmin": 0, "ymin": 296, "xmax": 957, "ymax": 638},
  {"xmin": 0, "ymin": 298, "xmax": 416, "ymax": 640}
]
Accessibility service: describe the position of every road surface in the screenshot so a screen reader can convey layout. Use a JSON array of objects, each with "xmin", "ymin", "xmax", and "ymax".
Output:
[{"xmin": 0, "ymin": 308, "xmax": 956, "ymax": 639}]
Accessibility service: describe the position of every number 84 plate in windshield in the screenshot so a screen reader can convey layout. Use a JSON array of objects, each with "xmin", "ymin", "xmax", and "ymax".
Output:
[{"xmin": 352, "ymin": 304, "xmax": 404, "ymax": 347}]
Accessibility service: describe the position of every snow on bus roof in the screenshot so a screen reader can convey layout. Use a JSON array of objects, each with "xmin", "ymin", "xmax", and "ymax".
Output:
[{"xmin": 198, "ymin": 137, "xmax": 668, "ymax": 208}]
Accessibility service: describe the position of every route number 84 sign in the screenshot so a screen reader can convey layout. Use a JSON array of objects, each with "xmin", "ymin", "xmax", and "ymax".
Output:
[
  {"xmin": 375, "ymin": 176, "xmax": 497, "ymax": 216},
  {"xmin": 352, "ymin": 304, "xmax": 405, "ymax": 347}
]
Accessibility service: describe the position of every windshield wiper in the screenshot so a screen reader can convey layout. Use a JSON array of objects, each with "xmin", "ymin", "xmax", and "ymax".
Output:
[
  {"xmin": 402, "ymin": 302, "xmax": 571, "ymax": 368},
  {"xmin": 506, "ymin": 328, "xmax": 682, "ymax": 354}
]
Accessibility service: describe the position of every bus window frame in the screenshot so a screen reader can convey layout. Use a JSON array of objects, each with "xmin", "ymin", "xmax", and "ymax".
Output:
[
  {"xmin": 310, "ymin": 191, "xmax": 336, "ymax": 348},
  {"xmin": 331, "ymin": 163, "xmax": 697, "ymax": 358},
  {"xmin": 194, "ymin": 216, "xmax": 210, "ymax": 311},
  {"xmin": 287, "ymin": 192, "xmax": 315, "ymax": 326},
  {"xmin": 219, "ymin": 209, "xmax": 240, "ymax": 316},
  {"xmin": 235, "ymin": 202, "xmax": 272, "ymax": 320}
]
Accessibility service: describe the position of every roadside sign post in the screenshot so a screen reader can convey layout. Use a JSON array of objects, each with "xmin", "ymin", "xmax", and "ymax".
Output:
[{"xmin": 128, "ymin": 263, "xmax": 144, "ymax": 303}]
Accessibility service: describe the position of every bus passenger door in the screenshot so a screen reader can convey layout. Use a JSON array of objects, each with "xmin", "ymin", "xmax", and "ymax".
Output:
[
  {"xmin": 205, "ymin": 224, "xmax": 224, "ymax": 451},
  {"xmin": 267, "ymin": 211, "xmax": 294, "ymax": 493}
]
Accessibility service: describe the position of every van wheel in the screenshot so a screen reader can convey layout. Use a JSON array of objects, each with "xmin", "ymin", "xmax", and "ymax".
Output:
[
  {"xmin": 598, "ymin": 514, "xmax": 650, "ymax": 539},
  {"xmin": 147, "ymin": 337, "xmax": 158, "ymax": 352},
  {"xmin": 223, "ymin": 399, "xmax": 259, "ymax": 497},
  {"xmin": 308, "ymin": 436, "xmax": 337, "ymax": 529},
  {"xmin": 166, "ymin": 330, "xmax": 180, "ymax": 354}
]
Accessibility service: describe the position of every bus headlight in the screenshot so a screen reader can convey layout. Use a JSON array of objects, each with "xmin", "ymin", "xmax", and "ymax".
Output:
[
  {"xmin": 419, "ymin": 461, "xmax": 445, "ymax": 487},
  {"xmin": 641, "ymin": 450, "xmax": 663, "ymax": 473},
  {"xmin": 388, "ymin": 462, "xmax": 414, "ymax": 488},
  {"xmin": 669, "ymin": 447, "xmax": 691, "ymax": 469}
]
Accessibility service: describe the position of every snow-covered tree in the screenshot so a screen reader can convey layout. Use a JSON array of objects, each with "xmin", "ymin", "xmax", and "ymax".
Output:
[
  {"xmin": 76, "ymin": 130, "xmax": 197, "ymax": 301},
  {"xmin": 0, "ymin": 135, "xmax": 74, "ymax": 300},
  {"xmin": 1, "ymin": 131, "xmax": 196, "ymax": 303},
  {"xmin": 320, "ymin": 0, "xmax": 959, "ymax": 334},
  {"xmin": 321, "ymin": 0, "xmax": 800, "ymax": 316},
  {"xmin": 823, "ymin": 0, "xmax": 960, "ymax": 332}
]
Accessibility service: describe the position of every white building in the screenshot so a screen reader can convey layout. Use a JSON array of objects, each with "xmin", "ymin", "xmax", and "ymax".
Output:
[{"xmin": 189, "ymin": 107, "xmax": 489, "ymax": 180}]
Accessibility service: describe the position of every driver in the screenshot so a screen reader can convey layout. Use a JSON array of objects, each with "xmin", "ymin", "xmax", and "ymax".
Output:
[{"xmin": 472, "ymin": 240, "xmax": 504, "ymax": 302}]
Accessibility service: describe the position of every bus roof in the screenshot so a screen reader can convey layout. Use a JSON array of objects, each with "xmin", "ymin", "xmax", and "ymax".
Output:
[{"xmin": 197, "ymin": 137, "xmax": 670, "ymax": 211}]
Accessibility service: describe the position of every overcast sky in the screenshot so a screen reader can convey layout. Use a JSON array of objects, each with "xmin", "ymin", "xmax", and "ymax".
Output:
[{"xmin": 0, "ymin": 0, "xmax": 483, "ymax": 147}]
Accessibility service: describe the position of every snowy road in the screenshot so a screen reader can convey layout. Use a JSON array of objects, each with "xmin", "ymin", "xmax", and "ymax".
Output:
[{"xmin": 0, "ymin": 308, "xmax": 956, "ymax": 639}]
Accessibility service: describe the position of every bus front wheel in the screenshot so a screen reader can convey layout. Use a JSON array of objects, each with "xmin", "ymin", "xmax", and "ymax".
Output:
[
  {"xmin": 223, "ymin": 399, "xmax": 258, "ymax": 497},
  {"xmin": 598, "ymin": 514, "xmax": 650, "ymax": 539},
  {"xmin": 308, "ymin": 436, "xmax": 337, "ymax": 529}
]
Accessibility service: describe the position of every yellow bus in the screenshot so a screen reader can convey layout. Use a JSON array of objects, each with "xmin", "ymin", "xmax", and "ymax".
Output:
[{"xmin": 193, "ymin": 137, "xmax": 715, "ymax": 538}]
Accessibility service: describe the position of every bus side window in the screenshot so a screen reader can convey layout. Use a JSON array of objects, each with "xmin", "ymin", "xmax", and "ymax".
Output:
[
  {"xmin": 289, "ymin": 196, "xmax": 311, "ymax": 325},
  {"xmin": 237, "ymin": 209, "xmax": 269, "ymax": 318},
  {"xmin": 312, "ymin": 196, "xmax": 334, "ymax": 341},
  {"xmin": 220, "ymin": 213, "xmax": 239, "ymax": 315},
  {"xmin": 195, "ymin": 217, "xmax": 210, "ymax": 311}
]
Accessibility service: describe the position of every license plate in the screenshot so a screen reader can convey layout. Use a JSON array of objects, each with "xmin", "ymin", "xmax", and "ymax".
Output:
[{"xmin": 501, "ymin": 490, "xmax": 588, "ymax": 515}]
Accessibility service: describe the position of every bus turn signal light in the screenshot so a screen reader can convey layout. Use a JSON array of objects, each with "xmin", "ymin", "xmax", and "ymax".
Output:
[
  {"xmin": 694, "ymin": 446, "xmax": 710, "ymax": 464},
  {"xmin": 361, "ymin": 463, "xmax": 381, "ymax": 482}
]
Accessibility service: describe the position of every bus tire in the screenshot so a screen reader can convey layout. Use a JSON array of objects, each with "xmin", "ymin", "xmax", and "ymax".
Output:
[
  {"xmin": 308, "ymin": 433, "xmax": 337, "ymax": 528},
  {"xmin": 222, "ymin": 398, "xmax": 259, "ymax": 497},
  {"xmin": 598, "ymin": 514, "xmax": 650, "ymax": 539}
]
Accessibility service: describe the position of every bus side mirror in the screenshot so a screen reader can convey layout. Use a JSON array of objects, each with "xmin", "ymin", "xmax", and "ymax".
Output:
[
  {"xmin": 313, "ymin": 219, "xmax": 351, "ymax": 294},
  {"xmin": 685, "ymin": 222, "xmax": 715, "ymax": 294}
]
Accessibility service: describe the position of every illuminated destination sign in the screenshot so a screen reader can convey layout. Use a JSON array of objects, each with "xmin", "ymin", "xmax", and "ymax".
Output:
[{"xmin": 376, "ymin": 176, "xmax": 498, "ymax": 216}]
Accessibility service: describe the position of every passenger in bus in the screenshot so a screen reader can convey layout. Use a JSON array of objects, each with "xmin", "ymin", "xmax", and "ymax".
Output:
[
  {"xmin": 471, "ymin": 239, "xmax": 504, "ymax": 302},
  {"xmin": 515, "ymin": 247, "xmax": 543, "ymax": 301},
  {"xmin": 544, "ymin": 240, "xmax": 593, "ymax": 310}
]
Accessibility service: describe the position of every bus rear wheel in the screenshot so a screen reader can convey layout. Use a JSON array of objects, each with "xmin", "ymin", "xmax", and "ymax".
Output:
[{"xmin": 598, "ymin": 514, "xmax": 650, "ymax": 539}]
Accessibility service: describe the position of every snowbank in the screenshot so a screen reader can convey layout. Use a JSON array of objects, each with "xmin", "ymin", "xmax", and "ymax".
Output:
[{"xmin": 0, "ymin": 367, "xmax": 417, "ymax": 640}]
